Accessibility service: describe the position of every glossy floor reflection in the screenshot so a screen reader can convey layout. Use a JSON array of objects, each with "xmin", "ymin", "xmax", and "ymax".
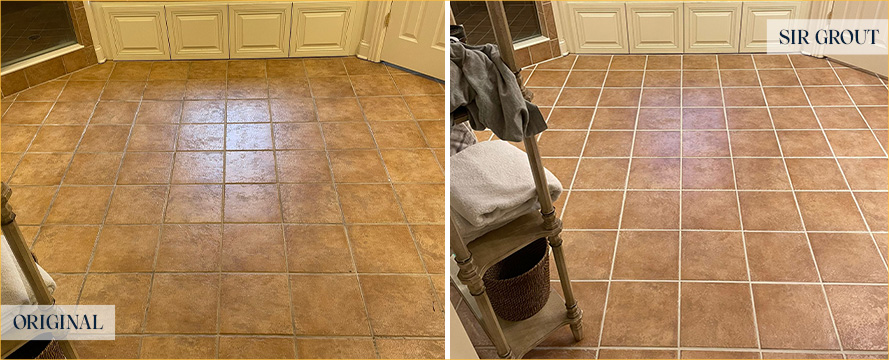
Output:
[{"xmin": 1, "ymin": 57, "xmax": 445, "ymax": 359}]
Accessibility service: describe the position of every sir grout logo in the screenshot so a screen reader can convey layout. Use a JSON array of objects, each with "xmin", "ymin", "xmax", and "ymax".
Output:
[
  {"xmin": 779, "ymin": 29, "xmax": 881, "ymax": 45},
  {"xmin": 767, "ymin": 19, "xmax": 888, "ymax": 55}
]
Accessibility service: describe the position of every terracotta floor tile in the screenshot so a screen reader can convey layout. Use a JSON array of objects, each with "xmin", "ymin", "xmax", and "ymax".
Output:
[
  {"xmin": 834, "ymin": 68, "xmax": 883, "ymax": 86},
  {"xmin": 100, "ymin": 81, "xmax": 145, "ymax": 101},
  {"xmin": 840, "ymin": 158, "xmax": 888, "ymax": 190},
  {"xmin": 145, "ymin": 274, "xmax": 219, "ymax": 333},
  {"xmin": 583, "ymin": 131, "xmax": 633, "ymax": 157},
  {"xmin": 226, "ymin": 99, "xmax": 270, "ymax": 123},
  {"xmin": 846, "ymin": 86, "xmax": 889, "ymax": 106},
  {"xmin": 181, "ymin": 100, "xmax": 225, "ymax": 123},
  {"xmin": 272, "ymin": 122, "xmax": 324, "ymax": 150},
  {"xmin": 412, "ymin": 224, "xmax": 444, "ymax": 274},
  {"xmin": 721, "ymin": 70, "xmax": 760, "ymax": 87},
  {"xmin": 221, "ymin": 224, "xmax": 286, "ymax": 272},
  {"xmin": 810, "ymin": 233, "xmax": 887, "ymax": 283},
  {"xmin": 814, "ymin": 107, "xmax": 869, "ymax": 129},
  {"xmin": 270, "ymin": 98, "xmax": 315, "ymax": 122},
  {"xmin": 223, "ymin": 184, "xmax": 281, "ymax": 222},
  {"xmin": 143, "ymin": 80, "xmax": 187, "ymax": 100},
  {"xmin": 805, "ymin": 86, "xmax": 854, "ymax": 106},
  {"xmin": 219, "ymin": 337, "xmax": 295, "ymax": 359},
  {"xmin": 683, "ymin": 88, "xmax": 723, "ymax": 106},
  {"xmin": 526, "ymin": 70, "xmax": 569, "ymax": 87},
  {"xmin": 633, "ymin": 131, "xmax": 680, "ymax": 156},
  {"xmin": 370, "ymin": 121, "xmax": 433, "ymax": 148},
  {"xmin": 149, "ymin": 61, "xmax": 189, "ymax": 80},
  {"xmin": 745, "ymin": 232, "xmax": 819, "ymax": 282},
  {"xmin": 771, "ymin": 107, "xmax": 820, "ymax": 129},
  {"xmin": 164, "ymin": 184, "xmax": 222, "ymax": 223},
  {"xmin": 641, "ymin": 88, "xmax": 681, "ymax": 107},
  {"xmin": 185, "ymin": 79, "xmax": 226, "ymax": 100},
  {"xmin": 644, "ymin": 70, "xmax": 682, "ymax": 88},
  {"xmin": 128, "ymin": 124, "xmax": 177, "ymax": 151},
  {"xmin": 295, "ymin": 338, "xmax": 376, "ymax": 359},
  {"xmin": 525, "ymin": 349, "xmax": 597, "ymax": 359},
  {"xmin": 574, "ymin": 158, "xmax": 629, "ymax": 189},
  {"xmin": 824, "ymin": 285, "xmax": 888, "ymax": 351},
  {"xmin": 224, "ymin": 123, "xmax": 273, "ymax": 150},
  {"xmin": 681, "ymin": 282, "xmax": 758, "ymax": 347},
  {"xmin": 1, "ymin": 125, "xmax": 37, "ymax": 152},
  {"xmin": 359, "ymin": 96, "xmax": 413, "ymax": 121},
  {"xmin": 16, "ymin": 80, "xmax": 65, "ymax": 101},
  {"xmin": 117, "ymin": 152, "xmax": 173, "ymax": 184},
  {"xmin": 171, "ymin": 151, "xmax": 224, "ymax": 183},
  {"xmin": 156, "ymin": 224, "xmax": 221, "ymax": 272},
  {"xmin": 64, "ymin": 153, "xmax": 123, "ymax": 185},
  {"xmin": 797, "ymin": 68, "xmax": 842, "ymax": 86},
  {"xmin": 621, "ymin": 191, "xmax": 680, "ymax": 229},
  {"xmin": 45, "ymin": 186, "xmax": 112, "ymax": 224},
  {"xmin": 141, "ymin": 336, "xmax": 216, "ymax": 358},
  {"xmin": 726, "ymin": 107, "xmax": 772, "ymax": 129},
  {"xmin": 785, "ymin": 158, "xmax": 848, "ymax": 190},
  {"xmin": 777, "ymin": 130, "xmax": 834, "ymax": 157},
  {"xmin": 77, "ymin": 125, "xmax": 130, "ymax": 152},
  {"xmin": 825, "ymin": 130, "xmax": 886, "ymax": 156},
  {"xmin": 58, "ymin": 81, "xmax": 105, "ymax": 102},
  {"xmin": 753, "ymin": 284, "xmax": 841, "ymax": 350},
  {"xmin": 279, "ymin": 183, "xmax": 342, "ymax": 223},
  {"xmin": 29, "ymin": 125, "xmax": 84, "ymax": 152},
  {"xmin": 225, "ymin": 151, "xmax": 276, "ymax": 183},
  {"xmin": 314, "ymin": 97, "xmax": 363, "ymax": 122},
  {"xmin": 681, "ymin": 351, "xmax": 760, "ymax": 359},
  {"xmin": 380, "ymin": 149, "xmax": 443, "ymax": 182},
  {"xmin": 682, "ymin": 231, "xmax": 748, "ymax": 280},
  {"xmin": 360, "ymin": 274, "xmax": 443, "ymax": 336},
  {"xmin": 738, "ymin": 191, "xmax": 803, "ymax": 231},
  {"xmin": 604, "ymin": 70, "xmax": 643, "ymax": 87},
  {"xmin": 289, "ymin": 274, "xmax": 371, "ymax": 335},
  {"xmin": 537, "ymin": 281, "xmax": 608, "ymax": 348},
  {"xmin": 754, "ymin": 54, "xmax": 793, "ymax": 69},
  {"xmin": 6, "ymin": 186, "xmax": 56, "ymax": 224},
  {"xmin": 764, "ymin": 86, "xmax": 810, "ymax": 106},
  {"xmin": 730, "ymin": 130, "xmax": 782, "ymax": 156},
  {"xmin": 328, "ymin": 150, "xmax": 386, "ymax": 183},
  {"xmin": 274, "ymin": 150, "xmax": 330, "ymax": 182},
  {"xmin": 627, "ymin": 157, "xmax": 680, "ymax": 189},
  {"xmin": 178, "ymin": 123, "xmax": 226, "ymax": 152},
  {"xmin": 135, "ymin": 101, "xmax": 183, "ymax": 124},
  {"xmin": 2, "ymin": 101, "xmax": 53, "ymax": 124},
  {"xmin": 351, "ymin": 74, "xmax": 399, "ymax": 96},
  {"xmin": 683, "ymin": 158, "xmax": 735, "ymax": 189},
  {"xmin": 682, "ymin": 191, "xmax": 741, "ymax": 230},
  {"xmin": 403, "ymin": 95, "xmax": 444, "ymax": 120},
  {"xmin": 733, "ymin": 158, "xmax": 791, "ymax": 190},
  {"xmin": 591, "ymin": 108, "xmax": 637, "ymax": 130},
  {"xmin": 377, "ymin": 339, "xmax": 444, "ymax": 359},
  {"xmin": 683, "ymin": 54, "xmax": 718, "ymax": 69},
  {"xmin": 637, "ymin": 107, "xmax": 680, "ymax": 129},
  {"xmin": 226, "ymin": 78, "xmax": 268, "ymax": 99},
  {"xmin": 724, "ymin": 87, "xmax": 766, "ymax": 106},
  {"xmin": 556, "ymin": 88, "xmax": 601, "ymax": 107},
  {"xmin": 111, "ymin": 62, "xmax": 152, "ymax": 81},
  {"xmin": 32, "ymin": 225, "xmax": 99, "ymax": 273},
  {"xmin": 683, "ymin": 108, "xmax": 726, "ymax": 129},
  {"xmin": 228, "ymin": 59, "xmax": 267, "ymax": 78},
  {"xmin": 599, "ymin": 349, "xmax": 677, "ymax": 359},
  {"xmin": 91, "ymin": 225, "xmax": 159, "ymax": 273},
  {"xmin": 855, "ymin": 191, "xmax": 888, "ymax": 232},
  {"xmin": 791, "ymin": 54, "xmax": 831, "ymax": 68},
  {"xmin": 79, "ymin": 273, "xmax": 150, "ymax": 333},
  {"xmin": 565, "ymin": 70, "xmax": 606, "ymax": 87},
  {"xmin": 105, "ymin": 185, "xmax": 167, "ymax": 224},
  {"xmin": 337, "ymin": 183, "xmax": 404, "ymax": 223},
  {"xmin": 284, "ymin": 224, "xmax": 353, "ymax": 273},
  {"xmin": 220, "ymin": 274, "xmax": 292, "ymax": 334},
  {"xmin": 322, "ymin": 122, "xmax": 376, "ymax": 149},
  {"xmin": 350, "ymin": 224, "xmax": 425, "ymax": 273},
  {"xmin": 562, "ymin": 191, "xmax": 623, "ymax": 229},
  {"xmin": 645, "ymin": 55, "xmax": 681, "ymax": 70},
  {"xmin": 612, "ymin": 231, "xmax": 678, "ymax": 279},
  {"xmin": 600, "ymin": 282, "xmax": 678, "ymax": 346},
  {"xmin": 0, "ymin": 153, "xmax": 21, "ymax": 183},
  {"xmin": 394, "ymin": 183, "xmax": 444, "ymax": 223},
  {"xmin": 598, "ymin": 88, "xmax": 641, "ymax": 107},
  {"xmin": 72, "ymin": 337, "xmax": 140, "ymax": 359},
  {"xmin": 796, "ymin": 192, "xmax": 868, "ymax": 231},
  {"xmin": 683, "ymin": 70, "xmax": 720, "ymax": 87},
  {"xmin": 417, "ymin": 120, "xmax": 445, "ymax": 148}
]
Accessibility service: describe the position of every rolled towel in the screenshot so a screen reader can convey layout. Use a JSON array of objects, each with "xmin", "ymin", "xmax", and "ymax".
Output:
[
  {"xmin": 451, "ymin": 140, "xmax": 562, "ymax": 241},
  {"xmin": 1, "ymin": 235, "xmax": 56, "ymax": 305}
]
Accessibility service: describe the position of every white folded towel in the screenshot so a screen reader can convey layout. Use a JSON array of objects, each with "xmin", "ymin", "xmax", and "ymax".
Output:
[
  {"xmin": 450, "ymin": 140, "xmax": 562, "ymax": 242},
  {"xmin": 2, "ymin": 235, "xmax": 56, "ymax": 305}
]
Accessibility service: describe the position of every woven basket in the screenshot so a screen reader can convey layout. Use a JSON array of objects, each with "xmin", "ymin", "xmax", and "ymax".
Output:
[{"xmin": 483, "ymin": 238, "xmax": 550, "ymax": 321}]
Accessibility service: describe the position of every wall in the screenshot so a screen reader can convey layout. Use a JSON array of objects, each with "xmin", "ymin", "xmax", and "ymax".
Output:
[{"xmin": 1, "ymin": 1, "xmax": 99, "ymax": 97}]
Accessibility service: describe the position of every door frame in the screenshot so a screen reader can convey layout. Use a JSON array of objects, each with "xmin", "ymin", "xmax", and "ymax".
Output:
[{"xmin": 356, "ymin": 0, "xmax": 392, "ymax": 62}]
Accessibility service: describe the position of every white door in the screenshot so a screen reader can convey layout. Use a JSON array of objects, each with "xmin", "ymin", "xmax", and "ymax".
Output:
[
  {"xmin": 229, "ymin": 2, "xmax": 292, "ymax": 58},
  {"xmin": 684, "ymin": 2, "xmax": 741, "ymax": 53},
  {"xmin": 97, "ymin": 3, "xmax": 171, "ymax": 60},
  {"xmin": 166, "ymin": 3, "xmax": 229, "ymax": 59},
  {"xmin": 290, "ymin": 1, "xmax": 365, "ymax": 57},
  {"xmin": 739, "ymin": 2, "xmax": 801, "ymax": 53},
  {"xmin": 828, "ymin": 1, "xmax": 888, "ymax": 76},
  {"xmin": 626, "ymin": 2, "xmax": 683, "ymax": 53},
  {"xmin": 563, "ymin": 2, "xmax": 629, "ymax": 54},
  {"xmin": 379, "ymin": 1, "xmax": 446, "ymax": 79}
]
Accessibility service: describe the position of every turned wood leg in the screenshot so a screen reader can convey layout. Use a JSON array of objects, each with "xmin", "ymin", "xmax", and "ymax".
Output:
[
  {"xmin": 549, "ymin": 232, "xmax": 584, "ymax": 341},
  {"xmin": 455, "ymin": 254, "xmax": 512, "ymax": 358},
  {"xmin": 2, "ymin": 183, "xmax": 79, "ymax": 358}
]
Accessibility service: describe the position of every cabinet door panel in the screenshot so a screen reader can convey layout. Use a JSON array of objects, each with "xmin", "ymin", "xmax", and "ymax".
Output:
[
  {"xmin": 290, "ymin": 1, "xmax": 363, "ymax": 57},
  {"xmin": 684, "ymin": 2, "xmax": 741, "ymax": 53},
  {"xmin": 230, "ymin": 2, "xmax": 292, "ymax": 58},
  {"xmin": 740, "ymin": 2, "xmax": 800, "ymax": 53},
  {"xmin": 166, "ymin": 3, "xmax": 228, "ymax": 59},
  {"xmin": 98, "ymin": 3, "xmax": 170, "ymax": 60},
  {"xmin": 565, "ymin": 2, "xmax": 628, "ymax": 53},
  {"xmin": 627, "ymin": 2, "xmax": 683, "ymax": 53}
]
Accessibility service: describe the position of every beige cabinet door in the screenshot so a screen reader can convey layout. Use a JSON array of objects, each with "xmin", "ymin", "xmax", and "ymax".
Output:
[
  {"xmin": 684, "ymin": 2, "xmax": 741, "ymax": 53},
  {"xmin": 739, "ymin": 2, "xmax": 800, "ymax": 53},
  {"xmin": 97, "ymin": 3, "xmax": 171, "ymax": 60},
  {"xmin": 829, "ymin": 1, "xmax": 888, "ymax": 76},
  {"xmin": 626, "ymin": 2, "xmax": 683, "ymax": 53},
  {"xmin": 165, "ymin": 3, "xmax": 229, "ymax": 59},
  {"xmin": 229, "ymin": 2, "xmax": 292, "ymax": 58},
  {"xmin": 379, "ymin": 1, "xmax": 446, "ymax": 79},
  {"xmin": 290, "ymin": 1, "xmax": 364, "ymax": 57},
  {"xmin": 564, "ymin": 2, "xmax": 629, "ymax": 53}
]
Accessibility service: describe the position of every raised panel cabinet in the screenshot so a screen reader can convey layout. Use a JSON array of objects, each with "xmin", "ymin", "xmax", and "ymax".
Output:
[
  {"xmin": 97, "ymin": 3, "xmax": 170, "ymax": 60},
  {"xmin": 740, "ymin": 2, "xmax": 801, "ymax": 52},
  {"xmin": 165, "ymin": 3, "xmax": 228, "ymax": 59},
  {"xmin": 684, "ymin": 2, "xmax": 741, "ymax": 53},
  {"xmin": 229, "ymin": 2, "xmax": 292, "ymax": 58},
  {"xmin": 626, "ymin": 2, "xmax": 683, "ymax": 53},
  {"xmin": 564, "ymin": 2, "xmax": 629, "ymax": 53},
  {"xmin": 290, "ymin": 1, "xmax": 362, "ymax": 57}
]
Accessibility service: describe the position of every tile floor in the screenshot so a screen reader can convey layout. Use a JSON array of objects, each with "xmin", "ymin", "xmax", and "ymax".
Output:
[
  {"xmin": 461, "ymin": 54, "xmax": 888, "ymax": 359},
  {"xmin": 1, "ymin": 57, "xmax": 446, "ymax": 359}
]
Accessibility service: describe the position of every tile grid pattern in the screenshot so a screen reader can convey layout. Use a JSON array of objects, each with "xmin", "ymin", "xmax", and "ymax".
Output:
[
  {"xmin": 465, "ymin": 54, "xmax": 888, "ymax": 359},
  {"xmin": 1, "ymin": 58, "xmax": 446, "ymax": 359}
]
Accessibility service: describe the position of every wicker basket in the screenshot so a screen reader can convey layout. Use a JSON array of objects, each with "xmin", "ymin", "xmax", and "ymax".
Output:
[{"xmin": 483, "ymin": 238, "xmax": 550, "ymax": 321}]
